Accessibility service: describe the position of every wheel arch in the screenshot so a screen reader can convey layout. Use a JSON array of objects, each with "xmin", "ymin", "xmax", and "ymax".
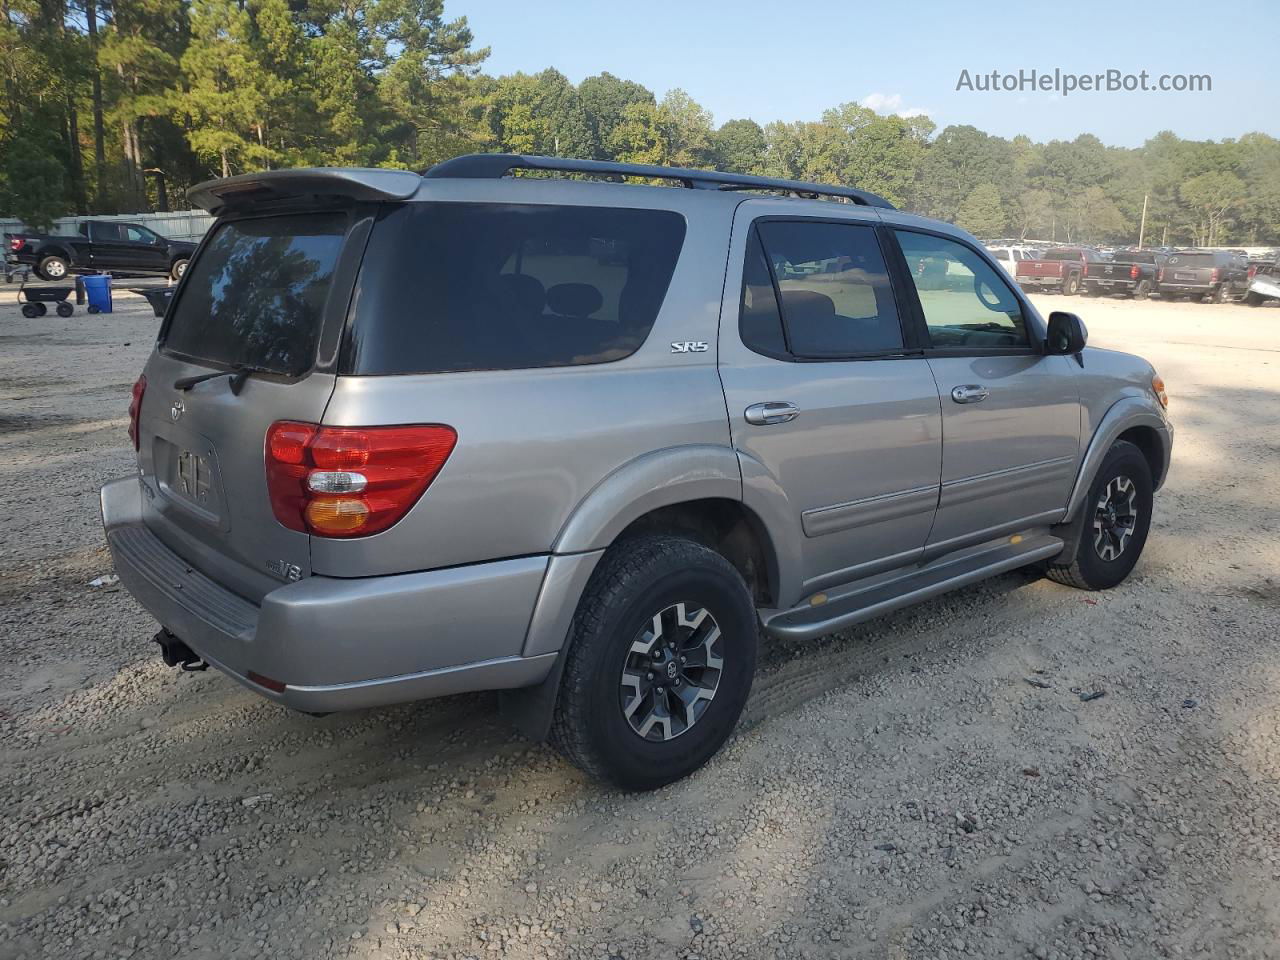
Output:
[{"xmin": 1063, "ymin": 397, "xmax": 1170, "ymax": 524}]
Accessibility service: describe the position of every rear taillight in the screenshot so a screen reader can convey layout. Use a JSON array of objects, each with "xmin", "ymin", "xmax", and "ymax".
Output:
[
  {"xmin": 1249, "ymin": 265, "xmax": 1258, "ymax": 280},
  {"xmin": 1130, "ymin": 264, "xmax": 1140, "ymax": 280},
  {"xmin": 1158, "ymin": 268, "xmax": 1165, "ymax": 282},
  {"xmin": 265, "ymin": 422, "xmax": 457, "ymax": 538},
  {"xmin": 8, "ymin": 237, "xmax": 22, "ymax": 251},
  {"xmin": 127, "ymin": 375, "xmax": 146, "ymax": 451},
  {"xmin": 1210, "ymin": 267, "xmax": 1220, "ymax": 284},
  {"xmin": 1082, "ymin": 263, "xmax": 1089, "ymax": 277}
]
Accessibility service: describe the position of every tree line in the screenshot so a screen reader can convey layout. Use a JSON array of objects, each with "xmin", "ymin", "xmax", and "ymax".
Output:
[{"xmin": 3, "ymin": 0, "xmax": 1278, "ymax": 246}]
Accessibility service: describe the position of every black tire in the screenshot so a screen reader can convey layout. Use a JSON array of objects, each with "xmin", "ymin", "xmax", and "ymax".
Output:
[
  {"xmin": 1209, "ymin": 284, "xmax": 1228, "ymax": 304},
  {"xmin": 1245, "ymin": 291, "xmax": 1264, "ymax": 307},
  {"xmin": 1133, "ymin": 280, "xmax": 1152, "ymax": 300},
  {"xmin": 1081, "ymin": 285, "xmax": 1098, "ymax": 297},
  {"xmin": 55, "ymin": 301, "xmax": 73, "ymax": 317},
  {"xmin": 87, "ymin": 305, "xmax": 100, "ymax": 314},
  {"xmin": 170, "ymin": 258, "xmax": 189, "ymax": 281},
  {"xmin": 1062, "ymin": 272, "xmax": 1080, "ymax": 296},
  {"xmin": 550, "ymin": 535, "xmax": 758, "ymax": 790},
  {"xmin": 1045, "ymin": 440, "xmax": 1153, "ymax": 591},
  {"xmin": 38, "ymin": 254, "xmax": 70, "ymax": 281},
  {"xmin": 21, "ymin": 303, "xmax": 39, "ymax": 318}
]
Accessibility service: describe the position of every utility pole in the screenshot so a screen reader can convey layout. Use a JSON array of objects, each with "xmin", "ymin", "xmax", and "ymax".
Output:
[{"xmin": 1138, "ymin": 194, "xmax": 1148, "ymax": 249}]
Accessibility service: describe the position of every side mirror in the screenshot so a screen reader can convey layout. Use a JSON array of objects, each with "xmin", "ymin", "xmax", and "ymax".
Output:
[{"xmin": 1046, "ymin": 311, "xmax": 1088, "ymax": 355}]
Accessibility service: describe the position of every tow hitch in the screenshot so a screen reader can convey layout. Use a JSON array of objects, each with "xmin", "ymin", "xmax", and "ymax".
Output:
[{"xmin": 153, "ymin": 628, "xmax": 208, "ymax": 672}]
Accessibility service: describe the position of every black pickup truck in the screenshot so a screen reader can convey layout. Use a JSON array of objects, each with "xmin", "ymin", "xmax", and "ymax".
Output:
[
  {"xmin": 1081, "ymin": 249, "xmax": 1165, "ymax": 299},
  {"xmin": 5, "ymin": 220, "xmax": 197, "ymax": 281}
]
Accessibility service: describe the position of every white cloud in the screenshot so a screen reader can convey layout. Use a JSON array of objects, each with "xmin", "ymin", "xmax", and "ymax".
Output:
[{"xmin": 859, "ymin": 92, "xmax": 932, "ymax": 118}]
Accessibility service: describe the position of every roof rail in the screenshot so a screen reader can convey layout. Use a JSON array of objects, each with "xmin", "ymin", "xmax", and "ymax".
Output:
[{"xmin": 422, "ymin": 154, "xmax": 895, "ymax": 209}]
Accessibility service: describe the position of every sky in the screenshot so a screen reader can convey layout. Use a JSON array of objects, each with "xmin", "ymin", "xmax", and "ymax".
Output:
[{"xmin": 452, "ymin": 0, "xmax": 1279, "ymax": 147}]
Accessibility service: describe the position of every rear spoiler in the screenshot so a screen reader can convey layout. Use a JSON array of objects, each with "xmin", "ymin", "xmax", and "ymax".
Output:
[{"xmin": 188, "ymin": 168, "xmax": 422, "ymax": 215}]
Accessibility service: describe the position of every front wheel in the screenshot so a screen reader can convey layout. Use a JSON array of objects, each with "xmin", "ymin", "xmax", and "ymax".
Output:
[
  {"xmin": 550, "ymin": 536, "xmax": 758, "ymax": 790},
  {"xmin": 1245, "ymin": 291, "xmax": 1265, "ymax": 307},
  {"xmin": 1045, "ymin": 440, "xmax": 1153, "ymax": 591},
  {"xmin": 170, "ymin": 258, "xmax": 189, "ymax": 281}
]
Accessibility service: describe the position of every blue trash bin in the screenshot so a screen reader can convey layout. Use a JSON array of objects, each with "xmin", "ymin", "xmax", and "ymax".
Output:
[{"xmin": 83, "ymin": 273, "xmax": 113, "ymax": 314}]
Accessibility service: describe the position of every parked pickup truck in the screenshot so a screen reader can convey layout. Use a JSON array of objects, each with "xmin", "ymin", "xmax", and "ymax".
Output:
[
  {"xmin": 1014, "ymin": 247, "xmax": 1102, "ymax": 295},
  {"xmin": 1157, "ymin": 250, "xmax": 1248, "ymax": 303},
  {"xmin": 1245, "ymin": 260, "xmax": 1280, "ymax": 306},
  {"xmin": 5, "ymin": 220, "xmax": 197, "ymax": 281},
  {"xmin": 1082, "ymin": 249, "xmax": 1165, "ymax": 299}
]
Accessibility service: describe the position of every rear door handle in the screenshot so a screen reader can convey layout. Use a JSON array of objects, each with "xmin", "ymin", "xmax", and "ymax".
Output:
[
  {"xmin": 950, "ymin": 384, "xmax": 990, "ymax": 404},
  {"xmin": 745, "ymin": 401, "xmax": 800, "ymax": 425}
]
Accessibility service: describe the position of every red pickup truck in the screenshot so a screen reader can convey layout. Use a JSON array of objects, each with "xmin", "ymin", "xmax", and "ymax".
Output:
[{"xmin": 1014, "ymin": 247, "xmax": 1104, "ymax": 295}]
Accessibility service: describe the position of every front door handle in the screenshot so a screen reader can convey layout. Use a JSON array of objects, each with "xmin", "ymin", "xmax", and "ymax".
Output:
[
  {"xmin": 745, "ymin": 401, "xmax": 800, "ymax": 425},
  {"xmin": 950, "ymin": 384, "xmax": 990, "ymax": 404}
]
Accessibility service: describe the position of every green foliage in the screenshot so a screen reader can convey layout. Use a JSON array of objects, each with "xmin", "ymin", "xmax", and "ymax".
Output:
[
  {"xmin": 1, "ymin": 0, "xmax": 1278, "ymax": 248},
  {"xmin": 956, "ymin": 183, "xmax": 1004, "ymax": 238}
]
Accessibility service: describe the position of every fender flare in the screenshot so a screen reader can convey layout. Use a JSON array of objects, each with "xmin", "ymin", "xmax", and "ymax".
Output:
[
  {"xmin": 1062, "ymin": 395, "xmax": 1171, "ymax": 524},
  {"xmin": 551, "ymin": 444, "xmax": 743, "ymax": 555},
  {"xmin": 35, "ymin": 243, "xmax": 75, "ymax": 266}
]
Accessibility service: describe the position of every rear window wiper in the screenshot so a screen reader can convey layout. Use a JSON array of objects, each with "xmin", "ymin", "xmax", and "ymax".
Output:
[{"xmin": 173, "ymin": 363, "xmax": 266, "ymax": 396}]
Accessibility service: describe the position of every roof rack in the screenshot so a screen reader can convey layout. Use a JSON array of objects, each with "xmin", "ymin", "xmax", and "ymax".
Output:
[{"xmin": 422, "ymin": 154, "xmax": 895, "ymax": 209}]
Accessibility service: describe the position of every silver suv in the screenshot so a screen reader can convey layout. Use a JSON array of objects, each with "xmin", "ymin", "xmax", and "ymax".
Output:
[{"xmin": 101, "ymin": 155, "xmax": 1173, "ymax": 789}]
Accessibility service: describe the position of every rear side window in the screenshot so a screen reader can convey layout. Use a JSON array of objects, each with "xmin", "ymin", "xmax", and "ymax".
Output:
[
  {"xmin": 746, "ymin": 220, "xmax": 903, "ymax": 358},
  {"xmin": 344, "ymin": 203, "xmax": 686, "ymax": 374},
  {"xmin": 163, "ymin": 213, "xmax": 347, "ymax": 376}
]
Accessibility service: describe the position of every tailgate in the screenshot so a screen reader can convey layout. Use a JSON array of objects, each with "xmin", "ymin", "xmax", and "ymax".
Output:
[{"xmin": 136, "ymin": 210, "xmax": 367, "ymax": 602}]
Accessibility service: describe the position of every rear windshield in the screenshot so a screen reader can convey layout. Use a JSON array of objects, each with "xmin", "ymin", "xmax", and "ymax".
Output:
[
  {"xmin": 1112, "ymin": 251, "xmax": 1157, "ymax": 264},
  {"xmin": 163, "ymin": 213, "xmax": 347, "ymax": 376},
  {"xmin": 1042, "ymin": 249, "xmax": 1082, "ymax": 260},
  {"xmin": 1167, "ymin": 253, "xmax": 1216, "ymax": 266},
  {"xmin": 343, "ymin": 203, "xmax": 686, "ymax": 375}
]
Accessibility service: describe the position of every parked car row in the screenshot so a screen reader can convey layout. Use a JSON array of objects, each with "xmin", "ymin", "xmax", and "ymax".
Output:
[{"xmin": 986, "ymin": 242, "xmax": 1273, "ymax": 304}]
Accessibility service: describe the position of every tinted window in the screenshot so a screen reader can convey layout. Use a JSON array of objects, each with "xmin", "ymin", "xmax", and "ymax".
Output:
[
  {"xmin": 1167, "ymin": 253, "xmax": 1217, "ymax": 266},
  {"xmin": 1113, "ymin": 251, "xmax": 1156, "ymax": 264},
  {"xmin": 91, "ymin": 222, "xmax": 124, "ymax": 242},
  {"xmin": 163, "ymin": 213, "xmax": 347, "ymax": 376},
  {"xmin": 895, "ymin": 230, "xmax": 1029, "ymax": 349},
  {"xmin": 755, "ymin": 221, "xmax": 902, "ymax": 356},
  {"xmin": 124, "ymin": 225, "xmax": 159, "ymax": 244},
  {"xmin": 1042, "ymin": 249, "xmax": 1083, "ymax": 261},
  {"xmin": 739, "ymin": 229, "xmax": 787, "ymax": 357},
  {"xmin": 991, "ymin": 249, "xmax": 1011, "ymax": 261},
  {"xmin": 345, "ymin": 203, "xmax": 686, "ymax": 375}
]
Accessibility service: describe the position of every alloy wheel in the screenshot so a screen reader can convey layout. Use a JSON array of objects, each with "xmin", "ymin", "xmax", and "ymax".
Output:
[
  {"xmin": 1093, "ymin": 475, "xmax": 1139, "ymax": 561},
  {"xmin": 619, "ymin": 602, "xmax": 724, "ymax": 742}
]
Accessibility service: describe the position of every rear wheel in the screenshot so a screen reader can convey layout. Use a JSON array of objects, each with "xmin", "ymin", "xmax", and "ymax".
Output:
[
  {"xmin": 550, "ymin": 536, "xmax": 757, "ymax": 790},
  {"xmin": 55, "ymin": 301, "xmax": 73, "ymax": 317},
  {"xmin": 170, "ymin": 258, "xmax": 189, "ymax": 281},
  {"xmin": 1045, "ymin": 440, "xmax": 1153, "ymax": 591},
  {"xmin": 1133, "ymin": 280, "xmax": 1152, "ymax": 300},
  {"xmin": 21, "ymin": 303, "xmax": 40, "ymax": 318},
  {"xmin": 1062, "ymin": 272, "xmax": 1080, "ymax": 296},
  {"xmin": 1209, "ymin": 284, "xmax": 1228, "ymax": 304},
  {"xmin": 1245, "ymin": 291, "xmax": 1265, "ymax": 307},
  {"xmin": 38, "ymin": 254, "xmax": 69, "ymax": 281}
]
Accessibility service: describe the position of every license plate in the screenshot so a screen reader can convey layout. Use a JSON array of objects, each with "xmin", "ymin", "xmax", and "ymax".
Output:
[
  {"xmin": 1174, "ymin": 272, "xmax": 1195, "ymax": 280},
  {"xmin": 175, "ymin": 450, "xmax": 213, "ymax": 505},
  {"xmin": 1096, "ymin": 279, "xmax": 1115, "ymax": 285}
]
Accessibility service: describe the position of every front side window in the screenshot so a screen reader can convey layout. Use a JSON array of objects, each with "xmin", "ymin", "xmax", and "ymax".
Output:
[
  {"xmin": 345, "ymin": 203, "xmax": 686, "ymax": 374},
  {"xmin": 749, "ymin": 220, "xmax": 903, "ymax": 357},
  {"xmin": 895, "ymin": 230, "xmax": 1030, "ymax": 349}
]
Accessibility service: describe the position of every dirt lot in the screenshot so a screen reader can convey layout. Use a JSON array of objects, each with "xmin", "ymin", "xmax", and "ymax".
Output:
[{"xmin": 2, "ymin": 289, "xmax": 1279, "ymax": 960}]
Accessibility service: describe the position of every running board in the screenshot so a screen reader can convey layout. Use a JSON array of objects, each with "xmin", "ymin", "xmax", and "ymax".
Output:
[{"xmin": 762, "ymin": 534, "xmax": 1065, "ymax": 641}]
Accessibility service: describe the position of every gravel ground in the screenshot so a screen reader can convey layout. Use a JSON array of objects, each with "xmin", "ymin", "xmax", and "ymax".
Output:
[{"xmin": 2, "ymin": 289, "xmax": 1279, "ymax": 960}]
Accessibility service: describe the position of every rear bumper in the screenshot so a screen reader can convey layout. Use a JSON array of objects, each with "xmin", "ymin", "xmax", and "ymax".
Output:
[
  {"xmin": 101, "ymin": 477, "xmax": 560, "ymax": 711},
  {"xmin": 1158, "ymin": 282, "xmax": 1214, "ymax": 294},
  {"xmin": 1083, "ymin": 278, "xmax": 1138, "ymax": 290}
]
